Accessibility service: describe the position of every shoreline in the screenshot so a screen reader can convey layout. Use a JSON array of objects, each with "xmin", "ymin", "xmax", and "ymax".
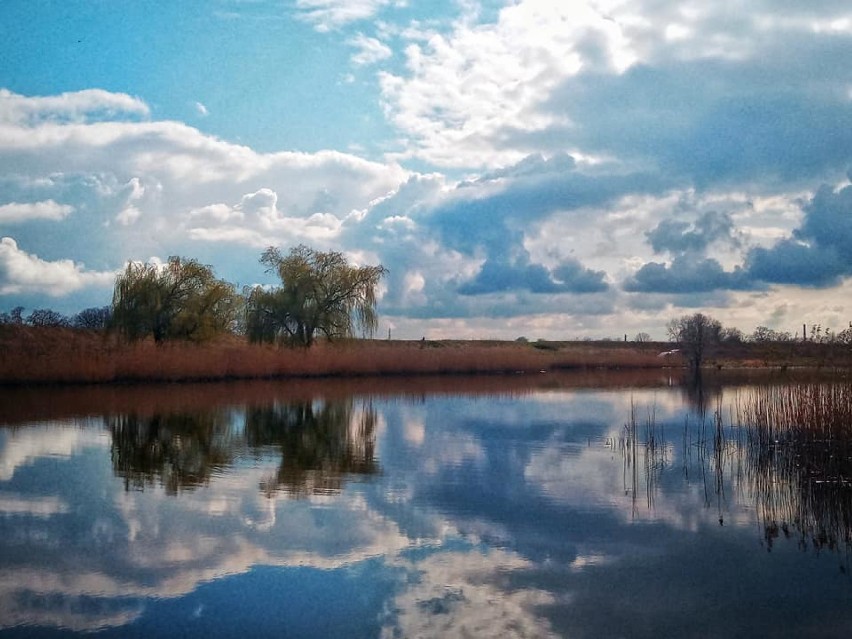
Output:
[{"xmin": 1, "ymin": 325, "xmax": 850, "ymax": 387}]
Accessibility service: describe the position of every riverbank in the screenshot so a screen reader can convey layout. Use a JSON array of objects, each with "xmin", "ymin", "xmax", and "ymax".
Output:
[{"xmin": 1, "ymin": 325, "xmax": 850, "ymax": 386}]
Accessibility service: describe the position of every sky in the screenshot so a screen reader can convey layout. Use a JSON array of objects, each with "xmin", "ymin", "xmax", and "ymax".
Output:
[{"xmin": 1, "ymin": 0, "xmax": 851, "ymax": 340}]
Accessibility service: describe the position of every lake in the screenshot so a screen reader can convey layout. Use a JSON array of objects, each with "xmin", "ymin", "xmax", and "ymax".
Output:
[{"xmin": 1, "ymin": 371, "xmax": 851, "ymax": 638}]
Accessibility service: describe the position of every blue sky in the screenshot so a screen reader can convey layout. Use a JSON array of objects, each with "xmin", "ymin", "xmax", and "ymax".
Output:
[{"xmin": 1, "ymin": 0, "xmax": 851, "ymax": 339}]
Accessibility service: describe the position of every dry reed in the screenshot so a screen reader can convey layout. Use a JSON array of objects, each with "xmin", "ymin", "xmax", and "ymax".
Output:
[{"xmin": 0, "ymin": 325, "xmax": 674, "ymax": 385}]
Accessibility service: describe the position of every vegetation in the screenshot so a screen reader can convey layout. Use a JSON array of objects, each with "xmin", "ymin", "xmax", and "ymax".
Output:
[
  {"xmin": 667, "ymin": 312, "xmax": 723, "ymax": 370},
  {"xmin": 111, "ymin": 256, "xmax": 239, "ymax": 343},
  {"xmin": 622, "ymin": 382, "xmax": 852, "ymax": 554},
  {"xmin": 3, "ymin": 243, "xmax": 852, "ymax": 384},
  {"xmin": 245, "ymin": 245, "xmax": 386, "ymax": 347}
]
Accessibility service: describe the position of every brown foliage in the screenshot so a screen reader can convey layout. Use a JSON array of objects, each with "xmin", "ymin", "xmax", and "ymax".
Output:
[{"xmin": 0, "ymin": 326, "xmax": 673, "ymax": 386}]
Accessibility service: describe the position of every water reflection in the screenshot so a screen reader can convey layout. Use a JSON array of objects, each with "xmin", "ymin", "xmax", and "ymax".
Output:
[
  {"xmin": 107, "ymin": 400, "xmax": 379, "ymax": 498},
  {"xmin": 1, "ymin": 373, "xmax": 852, "ymax": 637},
  {"xmin": 110, "ymin": 411, "xmax": 239, "ymax": 495},
  {"xmin": 246, "ymin": 400, "xmax": 379, "ymax": 498}
]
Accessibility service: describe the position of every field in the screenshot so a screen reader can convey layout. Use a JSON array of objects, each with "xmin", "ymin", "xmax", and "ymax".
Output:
[{"xmin": 1, "ymin": 324, "xmax": 850, "ymax": 385}]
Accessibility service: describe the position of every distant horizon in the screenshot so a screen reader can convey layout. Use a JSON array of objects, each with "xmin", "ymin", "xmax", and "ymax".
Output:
[{"xmin": 2, "ymin": 1, "xmax": 851, "ymax": 341}]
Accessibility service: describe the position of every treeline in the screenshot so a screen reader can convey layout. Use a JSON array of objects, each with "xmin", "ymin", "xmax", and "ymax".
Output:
[
  {"xmin": 0, "ymin": 305, "xmax": 112, "ymax": 329},
  {"xmin": 1, "ymin": 245, "xmax": 386, "ymax": 348},
  {"xmin": 667, "ymin": 312, "xmax": 852, "ymax": 370}
]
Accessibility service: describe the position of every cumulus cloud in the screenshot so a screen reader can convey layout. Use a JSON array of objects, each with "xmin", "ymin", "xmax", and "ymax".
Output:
[
  {"xmin": 185, "ymin": 188, "xmax": 346, "ymax": 247},
  {"xmin": 743, "ymin": 182, "xmax": 852, "ymax": 287},
  {"xmin": 459, "ymin": 254, "xmax": 607, "ymax": 296},
  {"xmin": 0, "ymin": 237, "xmax": 114, "ymax": 296},
  {"xmin": 646, "ymin": 210, "xmax": 739, "ymax": 255},
  {"xmin": 380, "ymin": 2, "xmax": 635, "ymax": 168},
  {"xmin": 348, "ymin": 33, "xmax": 393, "ymax": 66},
  {"xmin": 624, "ymin": 255, "xmax": 750, "ymax": 294},
  {"xmin": 0, "ymin": 200, "xmax": 73, "ymax": 224}
]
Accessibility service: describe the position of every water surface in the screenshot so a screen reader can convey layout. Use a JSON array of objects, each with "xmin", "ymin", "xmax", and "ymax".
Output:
[{"xmin": 1, "ymin": 372, "xmax": 851, "ymax": 637}]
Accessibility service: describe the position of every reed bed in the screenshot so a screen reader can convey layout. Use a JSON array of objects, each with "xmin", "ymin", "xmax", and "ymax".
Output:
[
  {"xmin": 623, "ymin": 382, "xmax": 852, "ymax": 552},
  {"xmin": 0, "ymin": 325, "xmax": 673, "ymax": 385},
  {"xmin": 739, "ymin": 383, "xmax": 852, "ymax": 550}
]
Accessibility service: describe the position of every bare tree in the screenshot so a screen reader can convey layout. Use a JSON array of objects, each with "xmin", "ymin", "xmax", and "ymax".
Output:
[
  {"xmin": 26, "ymin": 308, "xmax": 70, "ymax": 327},
  {"xmin": 667, "ymin": 313, "xmax": 722, "ymax": 371},
  {"xmin": 73, "ymin": 306, "xmax": 113, "ymax": 330}
]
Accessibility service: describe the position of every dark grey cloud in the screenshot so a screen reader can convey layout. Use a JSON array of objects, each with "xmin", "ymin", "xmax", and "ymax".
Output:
[
  {"xmin": 458, "ymin": 254, "xmax": 608, "ymax": 296},
  {"xmin": 646, "ymin": 210, "xmax": 738, "ymax": 254},
  {"xmin": 626, "ymin": 182, "xmax": 852, "ymax": 294},
  {"xmin": 428, "ymin": 158, "xmax": 669, "ymax": 257},
  {"xmin": 623, "ymin": 255, "xmax": 751, "ymax": 294},
  {"xmin": 743, "ymin": 183, "xmax": 852, "ymax": 287},
  {"xmin": 538, "ymin": 36, "xmax": 852, "ymax": 187}
]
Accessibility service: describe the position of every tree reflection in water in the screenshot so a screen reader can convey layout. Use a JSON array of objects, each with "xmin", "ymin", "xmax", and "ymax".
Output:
[
  {"xmin": 624, "ymin": 381, "xmax": 852, "ymax": 556},
  {"xmin": 246, "ymin": 400, "xmax": 379, "ymax": 498},
  {"xmin": 107, "ymin": 399, "xmax": 378, "ymax": 498},
  {"xmin": 109, "ymin": 411, "xmax": 239, "ymax": 495}
]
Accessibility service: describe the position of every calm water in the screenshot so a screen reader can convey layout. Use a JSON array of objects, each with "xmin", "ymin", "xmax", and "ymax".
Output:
[{"xmin": 1, "ymin": 372, "xmax": 851, "ymax": 638}]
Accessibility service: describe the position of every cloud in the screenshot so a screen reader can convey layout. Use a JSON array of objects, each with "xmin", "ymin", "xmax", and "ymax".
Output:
[
  {"xmin": 745, "ymin": 240, "xmax": 845, "ymax": 288},
  {"xmin": 0, "ymin": 200, "xmax": 73, "ymax": 224},
  {"xmin": 348, "ymin": 33, "xmax": 393, "ymax": 66},
  {"xmin": 376, "ymin": 0, "xmax": 852, "ymax": 189},
  {"xmin": 0, "ymin": 88, "xmax": 149, "ymax": 126},
  {"xmin": 379, "ymin": 2, "xmax": 635, "ymax": 168},
  {"xmin": 295, "ymin": 0, "xmax": 395, "ymax": 31},
  {"xmin": 624, "ymin": 255, "xmax": 750, "ymax": 294},
  {"xmin": 194, "ymin": 101, "xmax": 209, "ymax": 117},
  {"xmin": 646, "ymin": 210, "xmax": 739, "ymax": 255},
  {"xmin": 184, "ymin": 187, "xmax": 346, "ymax": 247},
  {"xmin": 458, "ymin": 254, "xmax": 607, "ymax": 296},
  {"xmin": 0, "ymin": 237, "xmax": 114, "ymax": 296},
  {"xmin": 743, "ymin": 182, "xmax": 852, "ymax": 287}
]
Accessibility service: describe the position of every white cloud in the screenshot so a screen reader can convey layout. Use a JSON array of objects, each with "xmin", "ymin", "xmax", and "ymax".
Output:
[
  {"xmin": 0, "ymin": 200, "xmax": 73, "ymax": 223},
  {"xmin": 380, "ymin": 0, "xmax": 636, "ymax": 168},
  {"xmin": 295, "ymin": 0, "xmax": 395, "ymax": 31},
  {"xmin": 348, "ymin": 33, "xmax": 393, "ymax": 66},
  {"xmin": 0, "ymin": 237, "xmax": 115, "ymax": 296},
  {"xmin": 194, "ymin": 101, "xmax": 209, "ymax": 117},
  {"xmin": 184, "ymin": 187, "xmax": 346, "ymax": 247},
  {"xmin": 0, "ymin": 88, "xmax": 149, "ymax": 125}
]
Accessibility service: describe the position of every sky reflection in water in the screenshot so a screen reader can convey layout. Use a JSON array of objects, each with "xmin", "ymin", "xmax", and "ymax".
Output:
[{"xmin": 1, "ymin": 374, "xmax": 851, "ymax": 638}]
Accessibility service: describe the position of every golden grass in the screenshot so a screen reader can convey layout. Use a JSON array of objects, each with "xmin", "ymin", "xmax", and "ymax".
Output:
[{"xmin": 0, "ymin": 326, "xmax": 675, "ymax": 385}]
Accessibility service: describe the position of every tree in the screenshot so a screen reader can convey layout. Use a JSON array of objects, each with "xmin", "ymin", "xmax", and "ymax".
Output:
[
  {"xmin": 111, "ymin": 256, "xmax": 239, "ymax": 343},
  {"xmin": 720, "ymin": 327, "xmax": 744, "ymax": 343},
  {"xmin": 245, "ymin": 245, "xmax": 387, "ymax": 347},
  {"xmin": 667, "ymin": 313, "xmax": 722, "ymax": 371},
  {"xmin": 634, "ymin": 332, "xmax": 651, "ymax": 343},
  {"xmin": 0, "ymin": 306, "xmax": 25, "ymax": 325},
  {"xmin": 72, "ymin": 306, "xmax": 112, "ymax": 330},
  {"xmin": 26, "ymin": 308, "xmax": 70, "ymax": 327}
]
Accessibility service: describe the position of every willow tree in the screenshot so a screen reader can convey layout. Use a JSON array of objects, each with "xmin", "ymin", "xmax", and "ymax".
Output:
[
  {"xmin": 245, "ymin": 245, "xmax": 386, "ymax": 347},
  {"xmin": 111, "ymin": 256, "xmax": 239, "ymax": 343}
]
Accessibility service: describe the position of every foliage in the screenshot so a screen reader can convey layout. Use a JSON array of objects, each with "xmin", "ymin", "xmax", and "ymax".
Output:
[
  {"xmin": 111, "ymin": 256, "xmax": 239, "ymax": 343},
  {"xmin": 634, "ymin": 332, "xmax": 651, "ymax": 343},
  {"xmin": 245, "ymin": 244, "xmax": 387, "ymax": 347},
  {"xmin": 667, "ymin": 312, "xmax": 722, "ymax": 370}
]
